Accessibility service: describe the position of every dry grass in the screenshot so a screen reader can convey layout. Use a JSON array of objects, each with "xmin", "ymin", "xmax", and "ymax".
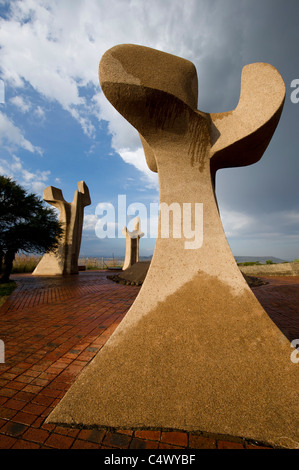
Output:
[
  {"xmin": 79, "ymin": 257, "xmax": 124, "ymax": 270},
  {"xmin": 5, "ymin": 254, "xmax": 124, "ymax": 274},
  {"xmin": 12, "ymin": 254, "xmax": 41, "ymax": 273}
]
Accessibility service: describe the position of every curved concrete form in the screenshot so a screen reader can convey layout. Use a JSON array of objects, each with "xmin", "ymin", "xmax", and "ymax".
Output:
[
  {"xmin": 47, "ymin": 45, "xmax": 298, "ymax": 449},
  {"xmin": 33, "ymin": 181, "xmax": 91, "ymax": 275}
]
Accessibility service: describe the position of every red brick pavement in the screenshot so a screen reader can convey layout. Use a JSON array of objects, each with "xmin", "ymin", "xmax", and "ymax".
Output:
[
  {"xmin": 0, "ymin": 271, "xmax": 298, "ymax": 450},
  {"xmin": 252, "ymin": 276, "xmax": 299, "ymax": 342}
]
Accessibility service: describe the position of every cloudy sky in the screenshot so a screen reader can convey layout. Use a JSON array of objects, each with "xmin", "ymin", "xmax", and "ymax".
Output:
[{"xmin": 0, "ymin": 0, "xmax": 298, "ymax": 260}]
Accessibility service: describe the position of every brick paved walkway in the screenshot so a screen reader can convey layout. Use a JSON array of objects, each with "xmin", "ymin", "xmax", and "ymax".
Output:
[
  {"xmin": 0, "ymin": 271, "xmax": 298, "ymax": 450},
  {"xmin": 252, "ymin": 276, "xmax": 299, "ymax": 342}
]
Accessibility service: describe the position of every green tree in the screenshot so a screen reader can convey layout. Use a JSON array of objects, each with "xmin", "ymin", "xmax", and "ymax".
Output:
[{"xmin": 0, "ymin": 176, "xmax": 63, "ymax": 283}]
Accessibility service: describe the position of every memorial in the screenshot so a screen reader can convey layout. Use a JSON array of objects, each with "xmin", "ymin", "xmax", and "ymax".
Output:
[
  {"xmin": 47, "ymin": 45, "xmax": 298, "ymax": 449},
  {"xmin": 33, "ymin": 181, "xmax": 91, "ymax": 275},
  {"xmin": 122, "ymin": 216, "xmax": 144, "ymax": 270}
]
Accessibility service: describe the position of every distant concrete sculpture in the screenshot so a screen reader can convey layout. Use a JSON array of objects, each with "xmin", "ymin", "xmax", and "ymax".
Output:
[
  {"xmin": 47, "ymin": 45, "xmax": 298, "ymax": 448},
  {"xmin": 33, "ymin": 181, "xmax": 91, "ymax": 276},
  {"xmin": 122, "ymin": 216, "xmax": 144, "ymax": 270}
]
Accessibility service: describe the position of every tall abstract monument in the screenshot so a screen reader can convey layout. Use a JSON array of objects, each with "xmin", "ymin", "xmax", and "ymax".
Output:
[
  {"xmin": 122, "ymin": 217, "xmax": 144, "ymax": 270},
  {"xmin": 33, "ymin": 181, "xmax": 91, "ymax": 275},
  {"xmin": 47, "ymin": 45, "xmax": 298, "ymax": 448}
]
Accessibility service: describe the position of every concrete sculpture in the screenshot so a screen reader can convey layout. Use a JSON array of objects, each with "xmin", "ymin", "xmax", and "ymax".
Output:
[
  {"xmin": 122, "ymin": 216, "xmax": 144, "ymax": 270},
  {"xmin": 33, "ymin": 181, "xmax": 91, "ymax": 276},
  {"xmin": 47, "ymin": 45, "xmax": 298, "ymax": 449}
]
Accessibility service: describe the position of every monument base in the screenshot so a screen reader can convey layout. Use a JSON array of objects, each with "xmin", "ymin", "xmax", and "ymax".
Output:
[{"xmin": 46, "ymin": 270, "xmax": 298, "ymax": 449}]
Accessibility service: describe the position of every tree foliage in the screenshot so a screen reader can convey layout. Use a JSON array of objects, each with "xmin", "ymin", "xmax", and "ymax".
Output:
[{"xmin": 0, "ymin": 176, "xmax": 63, "ymax": 282}]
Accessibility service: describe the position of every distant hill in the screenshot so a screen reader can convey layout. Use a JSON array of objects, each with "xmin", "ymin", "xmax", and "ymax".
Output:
[
  {"xmin": 139, "ymin": 255, "xmax": 290, "ymax": 264},
  {"xmin": 234, "ymin": 256, "xmax": 288, "ymax": 264},
  {"xmin": 81, "ymin": 254, "xmax": 290, "ymax": 265},
  {"xmin": 140, "ymin": 255, "xmax": 290, "ymax": 264}
]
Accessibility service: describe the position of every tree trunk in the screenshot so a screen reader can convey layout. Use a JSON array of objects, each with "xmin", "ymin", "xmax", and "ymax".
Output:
[
  {"xmin": 0, "ymin": 250, "xmax": 15, "ymax": 283},
  {"xmin": 0, "ymin": 250, "xmax": 3, "ymax": 277}
]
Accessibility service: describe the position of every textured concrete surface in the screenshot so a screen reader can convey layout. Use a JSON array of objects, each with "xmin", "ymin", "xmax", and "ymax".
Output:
[
  {"xmin": 108, "ymin": 261, "xmax": 151, "ymax": 285},
  {"xmin": 33, "ymin": 182, "xmax": 91, "ymax": 276},
  {"xmin": 109, "ymin": 261, "xmax": 266, "ymax": 288},
  {"xmin": 47, "ymin": 45, "xmax": 298, "ymax": 448},
  {"xmin": 240, "ymin": 261, "xmax": 299, "ymax": 277}
]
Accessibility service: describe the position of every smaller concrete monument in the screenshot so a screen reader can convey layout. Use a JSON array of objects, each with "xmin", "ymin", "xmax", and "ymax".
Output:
[
  {"xmin": 32, "ymin": 181, "xmax": 91, "ymax": 276},
  {"xmin": 122, "ymin": 216, "xmax": 144, "ymax": 270}
]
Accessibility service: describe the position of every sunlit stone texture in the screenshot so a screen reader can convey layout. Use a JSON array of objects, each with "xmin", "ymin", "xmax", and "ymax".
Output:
[
  {"xmin": 47, "ymin": 45, "xmax": 298, "ymax": 449},
  {"xmin": 32, "ymin": 181, "xmax": 91, "ymax": 275}
]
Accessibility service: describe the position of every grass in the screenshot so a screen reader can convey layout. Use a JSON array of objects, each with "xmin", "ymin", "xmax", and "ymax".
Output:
[
  {"xmin": 237, "ymin": 261, "xmax": 261, "ymax": 266},
  {"xmin": 79, "ymin": 257, "xmax": 124, "ymax": 270},
  {"xmin": 11, "ymin": 254, "xmax": 41, "ymax": 273},
  {"xmin": 0, "ymin": 281, "xmax": 17, "ymax": 307},
  {"xmin": 6, "ymin": 254, "xmax": 299, "ymax": 274},
  {"xmin": 2, "ymin": 254, "xmax": 124, "ymax": 275}
]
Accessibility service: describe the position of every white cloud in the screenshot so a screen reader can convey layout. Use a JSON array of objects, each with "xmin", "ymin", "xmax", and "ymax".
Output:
[
  {"xmin": 68, "ymin": 106, "xmax": 95, "ymax": 138},
  {"xmin": 22, "ymin": 168, "xmax": 36, "ymax": 181},
  {"xmin": 10, "ymin": 99, "xmax": 46, "ymax": 120},
  {"xmin": 31, "ymin": 181, "xmax": 47, "ymax": 194},
  {"xmin": 11, "ymin": 155, "xmax": 22, "ymax": 172},
  {"xmin": 35, "ymin": 105, "xmax": 45, "ymax": 119},
  {"xmin": 118, "ymin": 148, "xmax": 158, "ymax": 189},
  {"xmin": 10, "ymin": 95, "xmax": 31, "ymax": 113},
  {"xmin": 220, "ymin": 209, "xmax": 255, "ymax": 238},
  {"xmin": 92, "ymin": 92, "xmax": 141, "ymax": 151},
  {"xmin": 282, "ymin": 211, "xmax": 299, "ymax": 225},
  {"xmin": 0, "ymin": 154, "xmax": 50, "ymax": 195},
  {"xmin": 0, "ymin": 0, "xmax": 259, "ymax": 183},
  {"xmin": 83, "ymin": 214, "xmax": 98, "ymax": 231},
  {"xmin": 0, "ymin": 111, "xmax": 43, "ymax": 154},
  {"xmin": 220, "ymin": 207, "xmax": 299, "ymax": 242}
]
